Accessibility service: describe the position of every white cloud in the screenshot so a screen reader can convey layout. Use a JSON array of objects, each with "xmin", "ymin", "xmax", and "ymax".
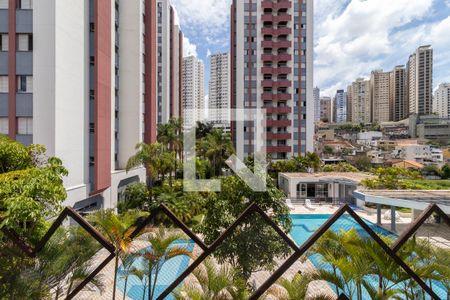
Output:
[
  {"xmin": 183, "ymin": 36, "xmax": 198, "ymax": 57},
  {"xmin": 171, "ymin": 0, "xmax": 230, "ymax": 30},
  {"xmin": 206, "ymin": 49, "xmax": 212, "ymax": 57},
  {"xmin": 315, "ymin": 0, "xmax": 436, "ymax": 96}
]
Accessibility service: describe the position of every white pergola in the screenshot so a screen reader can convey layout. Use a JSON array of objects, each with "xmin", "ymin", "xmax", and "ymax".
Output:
[{"xmin": 354, "ymin": 190, "xmax": 450, "ymax": 232}]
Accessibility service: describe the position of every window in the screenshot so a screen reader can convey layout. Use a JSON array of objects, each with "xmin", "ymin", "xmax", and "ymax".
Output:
[
  {"xmin": 0, "ymin": 34, "xmax": 8, "ymax": 51},
  {"xmin": 0, "ymin": 76, "xmax": 8, "ymax": 93},
  {"xmin": 0, "ymin": 118, "xmax": 8, "ymax": 134},
  {"xmin": 17, "ymin": 117, "xmax": 32, "ymax": 135},
  {"xmin": 17, "ymin": 0, "xmax": 32, "ymax": 9},
  {"xmin": 17, "ymin": 75, "xmax": 32, "ymax": 93},
  {"xmin": 0, "ymin": 0, "xmax": 7, "ymax": 9},
  {"xmin": 17, "ymin": 34, "xmax": 32, "ymax": 51}
]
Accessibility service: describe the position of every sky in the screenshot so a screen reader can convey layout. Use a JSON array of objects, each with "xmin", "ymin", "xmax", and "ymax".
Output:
[{"xmin": 171, "ymin": 0, "xmax": 450, "ymax": 98}]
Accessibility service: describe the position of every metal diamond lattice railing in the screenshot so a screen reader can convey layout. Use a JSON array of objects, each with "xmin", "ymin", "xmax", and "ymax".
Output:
[{"xmin": 2, "ymin": 202, "xmax": 448, "ymax": 300}]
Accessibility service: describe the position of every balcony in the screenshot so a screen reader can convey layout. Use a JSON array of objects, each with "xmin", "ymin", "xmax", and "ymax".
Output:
[
  {"xmin": 261, "ymin": 40, "xmax": 291, "ymax": 48},
  {"xmin": 261, "ymin": 80, "xmax": 292, "ymax": 88},
  {"xmin": 261, "ymin": 67, "xmax": 292, "ymax": 75},
  {"xmin": 261, "ymin": 0, "xmax": 292, "ymax": 10},
  {"xmin": 262, "ymin": 27, "xmax": 292, "ymax": 35},
  {"xmin": 267, "ymin": 133, "xmax": 292, "ymax": 140},
  {"xmin": 261, "ymin": 93, "xmax": 292, "ymax": 101},
  {"xmin": 261, "ymin": 14, "xmax": 292, "ymax": 22},
  {"xmin": 261, "ymin": 54, "xmax": 292, "ymax": 61},
  {"xmin": 264, "ymin": 107, "xmax": 292, "ymax": 114},
  {"xmin": 267, "ymin": 146, "xmax": 292, "ymax": 153},
  {"xmin": 267, "ymin": 119, "xmax": 291, "ymax": 127}
]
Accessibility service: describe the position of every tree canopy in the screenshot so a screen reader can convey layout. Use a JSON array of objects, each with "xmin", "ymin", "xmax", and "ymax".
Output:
[{"xmin": 197, "ymin": 175, "xmax": 292, "ymax": 279}]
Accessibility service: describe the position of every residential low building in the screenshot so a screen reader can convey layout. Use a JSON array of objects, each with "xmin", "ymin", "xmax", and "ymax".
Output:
[
  {"xmin": 278, "ymin": 172, "xmax": 374, "ymax": 204},
  {"xmin": 392, "ymin": 144, "xmax": 443, "ymax": 163},
  {"xmin": 356, "ymin": 131, "xmax": 383, "ymax": 147}
]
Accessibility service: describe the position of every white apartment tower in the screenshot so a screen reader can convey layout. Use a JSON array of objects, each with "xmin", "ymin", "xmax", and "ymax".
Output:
[
  {"xmin": 0, "ymin": 0, "xmax": 184, "ymax": 211},
  {"xmin": 209, "ymin": 52, "xmax": 231, "ymax": 129},
  {"xmin": 433, "ymin": 83, "xmax": 450, "ymax": 118},
  {"xmin": 370, "ymin": 70, "xmax": 391, "ymax": 123},
  {"xmin": 0, "ymin": 0, "xmax": 160, "ymax": 210},
  {"xmin": 407, "ymin": 45, "xmax": 433, "ymax": 115},
  {"xmin": 313, "ymin": 86, "xmax": 320, "ymax": 122},
  {"xmin": 334, "ymin": 89, "xmax": 347, "ymax": 123},
  {"xmin": 351, "ymin": 78, "xmax": 371, "ymax": 124},
  {"xmin": 231, "ymin": 0, "xmax": 314, "ymax": 160},
  {"xmin": 182, "ymin": 56, "xmax": 205, "ymax": 126}
]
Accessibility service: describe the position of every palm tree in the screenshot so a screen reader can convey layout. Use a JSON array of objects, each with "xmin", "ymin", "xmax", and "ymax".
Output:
[
  {"xmin": 311, "ymin": 229, "xmax": 374, "ymax": 300},
  {"xmin": 198, "ymin": 129, "xmax": 234, "ymax": 176},
  {"xmin": 310, "ymin": 230, "xmax": 347, "ymax": 296},
  {"xmin": 131, "ymin": 266, "xmax": 148, "ymax": 300},
  {"xmin": 265, "ymin": 272, "xmax": 334, "ymax": 300},
  {"xmin": 127, "ymin": 143, "xmax": 164, "ymax": 182},
  {"xmin": 65, "ymin": 266, "xmax": 105, "ymax": 298},
  {"xmin": 34, "ymin": 226, "xmax": 103, "ymax": 300},
  {"xmin": 174, "ymin": 258, "xmax": 248, "ymax": 300},
  {"xmin": 119, "ymin": 253, "xmax": 137, "ymax": 300},
  {"xmin": 88, "ymin": 210, "xmax": 146, "ymax": 300},
  {"xmin": 141, "ymin": 227, "xmax": 194, "ymax": 300}
]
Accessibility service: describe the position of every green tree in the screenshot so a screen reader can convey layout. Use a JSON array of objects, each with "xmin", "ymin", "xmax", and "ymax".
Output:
[
  {"xmin": 362, "ymin": 167, "xmax": 422, "ymax": 190},
  {"xmin": 441, "ymin": 164, "xmax": 450, "ymax": 179},
  {"xmin": 322, "ymin": 162, "xmax": 359, "ymax": 173},
  {"xmin": 265, "ymin": 272, "xmax": 334, "ymax": 300},
  {"xmin": 119, "ymin": 253, "xmax": 137, "ymax": 300},
  {"xmin": 195, "ymin": 121, "xmax": 215, "ymax": 139},
  {"xmin": 127, "ymin": 143, "xmax": 164, "ymax": 182},
  {"xmin": 323, "ymin": 145, "xmax": 334, "ymax": 156},
  {"xmin": 353, "ymin": 156, "xmax": 372, "ymax": 172},
  {"xmin": 140, "ymin": 227, "xmax": 194, "ymax": 300},
  {"xmin": 88, "ymin": 210, "xmax": 147, "ymax": 300},
  {"xmin": 198, "ymin": 129, "xmax": 234, "ymax": 176},
  {"xmin": 198, "ymin": 175, "xmax": 292, "ymax": 279},
  {"xmin": 118, "ymin": 182, "xmax": 151, "ymax": 213},
  {"xmin": 0, "ymin": 136, "xmax": 67, "ymax": 238},
  {"xmin": 174, "ymin": 258, "xmax": 249, "ymax": 300}
]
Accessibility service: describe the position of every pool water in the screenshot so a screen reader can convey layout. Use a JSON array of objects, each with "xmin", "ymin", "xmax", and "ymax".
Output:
[
  {"xmin": 116, "ymin": 240, "xmax": 194, "ymax": 300},
  {"xmin": 289, "ymin": 214, "xmax": 447, "ymax": 299}
]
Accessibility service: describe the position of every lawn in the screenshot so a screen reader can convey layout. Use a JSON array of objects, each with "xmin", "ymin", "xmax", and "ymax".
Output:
[{"xmin": 406, "ymin": 179, "xmax": 450, "ymax": 190}]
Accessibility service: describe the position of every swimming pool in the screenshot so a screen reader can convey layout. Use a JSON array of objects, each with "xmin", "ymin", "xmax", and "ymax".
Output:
[
  {"xmin": 116, "ymin": 240, "xmax": 194, "ymax": 300},
  {"xmin": 289, "ymin": 214, "xmax": 447, "ymax": 299}
]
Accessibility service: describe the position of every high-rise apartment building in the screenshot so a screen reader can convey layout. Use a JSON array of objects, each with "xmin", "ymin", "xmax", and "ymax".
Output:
[
  {"xmin": 390, "ymin": 65, "xmax": 408, "ymax": 121},
  {"xmin": 433, "ymin": 83, "xmax": 450, "ymax": 118},
  {"xmin": 370, "ymin": 70, "xmax": 391, "ymax": 123},
  {"xmin": 209, "ymin": 52, "xmax": 231, "ymax": 129},
  {"xmin": 313, "ymin": 86, "xmax": 320, "ymax": 122},
  {"xmin": 230, "ymin": 0, "xmax": 314, "ymax": 160},
  {"xmin": 320, "ymin": 96, "xmax": 332, "ymax": 123},
  {"xmin": 182, "ymin": 56, "xmax": 205, "ymax": 126},
  {"xmin": 350, "ymin": 78, "xmax": 371, "ymax": 124},
  {"xmin": 407, "ymin": 45, "xmax": 433, "ymax": 115},
  {"xmin": 346, "ymin": 84, "xmax": 353, "ymax": 122},
  {"xmin": 0, "ymin": 0, "xmax": 183, "ymax": 210},
  {"xmin": 333, "ymin": 90, "xmax": 347, "ymax": 123},
  {"xmin": 147, "ymin": 0, "xmax": 184, "ymax": 141}
]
